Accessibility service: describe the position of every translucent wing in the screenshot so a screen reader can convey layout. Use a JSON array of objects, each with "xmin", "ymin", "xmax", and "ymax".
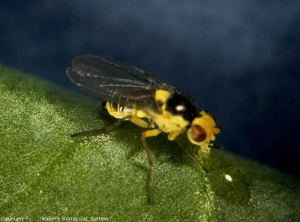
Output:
[{"xmin": 66, "ymin": 54, "xmax": 175, "ymax": 111}]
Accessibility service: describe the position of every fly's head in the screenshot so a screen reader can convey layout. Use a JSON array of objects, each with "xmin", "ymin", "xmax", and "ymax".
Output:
[{"xmin": 187, "ymin": 110, "xmax": 220, "ymax": 153}]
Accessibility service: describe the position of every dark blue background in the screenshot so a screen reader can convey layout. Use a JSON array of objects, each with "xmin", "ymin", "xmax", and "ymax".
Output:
[{"xmin": 1, "ymin": 0, "xmax": 300, "ymax": 178}]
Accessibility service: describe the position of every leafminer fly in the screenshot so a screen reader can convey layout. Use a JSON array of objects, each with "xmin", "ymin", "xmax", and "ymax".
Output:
[{"xmin": 66, "ymin": 54, "xmax": 220, "ymax": 204}]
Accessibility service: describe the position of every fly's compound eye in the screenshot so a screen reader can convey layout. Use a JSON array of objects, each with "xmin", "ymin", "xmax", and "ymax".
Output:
[{"xmin": 189, "ymin": 125, "xmax": 207, "ymax": 143}]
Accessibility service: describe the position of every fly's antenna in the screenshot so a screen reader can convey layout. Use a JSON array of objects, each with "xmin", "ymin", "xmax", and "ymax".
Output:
[{"xmin": 219, "ymin": 115, "xmax": 230, "ymax": 127}]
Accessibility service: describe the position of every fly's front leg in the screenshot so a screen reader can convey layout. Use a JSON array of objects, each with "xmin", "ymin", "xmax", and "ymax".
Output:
[
  {"xmin": 167, "ymin": 131, "xmax": 181, "ymax": 141},
  {"xmin": 141, "ymin": 129, "xmax": 162, "ymax": 204}
]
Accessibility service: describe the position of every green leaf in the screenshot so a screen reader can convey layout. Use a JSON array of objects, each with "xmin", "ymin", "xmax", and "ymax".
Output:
[{"xmin": 1, "ymin": 64, "xmax": 300, "ymax": 221}]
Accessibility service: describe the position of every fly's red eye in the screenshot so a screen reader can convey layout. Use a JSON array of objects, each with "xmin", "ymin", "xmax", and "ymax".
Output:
[{"xmin": 190, "ymin": 125, "xmax": 206, "ymax": 142}]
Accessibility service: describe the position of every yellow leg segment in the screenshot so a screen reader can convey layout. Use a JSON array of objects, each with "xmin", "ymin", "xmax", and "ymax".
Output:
[
  {"xmin": 130, "ymin": 117, "xmax": 151, "ymax": 128},
  {"xmin": 167, "ymin": 131, "xmax": 181, "ymax": 141},
  {"xmin": 142, "ymin": 129, "xmax": 162, "ymax": 138},
  {"xmin": 141, "ymin": 128, "xmax": 161, "ymax": 204}
]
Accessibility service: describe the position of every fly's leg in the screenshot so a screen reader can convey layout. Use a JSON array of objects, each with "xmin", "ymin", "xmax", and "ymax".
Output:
[
  {"xmin": 70, "ymin": 118, "xmax": 125, "ymax": 138},
  {"xmin": 128, "ymin": 116, "xmax": 159, "ymax": 204},
  {"xmin": 71, "ymin": 109, "xmax": 158, "ymax": 204},
  {"xmin": 141, "ymin": 129, "xmax": 162, "ymax": 204},
  {"xmin": 176, "ymin": 140, "xmax": 208, "ymax": 173},
  {"xmin": 129, "ymin": 117, "xmax": 153, "ymax": 128}
]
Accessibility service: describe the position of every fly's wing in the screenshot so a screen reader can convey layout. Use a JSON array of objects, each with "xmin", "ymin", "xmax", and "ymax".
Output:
[{"xmin": 66, "ymin": 54, "xmax": 175, "ymax": 112}]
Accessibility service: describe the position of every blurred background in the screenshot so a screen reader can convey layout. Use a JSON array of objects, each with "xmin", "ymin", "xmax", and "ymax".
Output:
[{"xmin": 1, "ymin": 0, "xmax": 300, "ymax": 178}]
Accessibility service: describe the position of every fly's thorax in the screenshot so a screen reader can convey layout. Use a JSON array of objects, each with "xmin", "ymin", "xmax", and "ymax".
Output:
[
  {"xmin": 106, "ymin": 101, "xmax": 134, "ymax": 119},
  {"xmin": 187, "ymin": 110, "xmax": 220, "ymax": 151},
  {"xmin": 152, "ymin": 90, "xmax": 198, "ymax": 134},
  {"xmin": 152, "ymin": 111, "xmax": 189, "ymax": 134},
  {"xmin": 155, "ymin": 90, "xmax": 198, "ymax": 121}
]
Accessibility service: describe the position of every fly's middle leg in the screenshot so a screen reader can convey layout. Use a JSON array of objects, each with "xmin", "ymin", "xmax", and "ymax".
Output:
[
  {"xmin": 130, "ymin": 117, "xmax": 153, "ymax": 128},
  {"xmin": 141, "ymin": 129, "xmax": 162, "ymax": 204}
]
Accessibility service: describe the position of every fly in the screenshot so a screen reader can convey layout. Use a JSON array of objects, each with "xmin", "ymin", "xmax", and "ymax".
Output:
[{"xmin": 66, "ymin": 54, "xmax": 220, "ymax": 204}]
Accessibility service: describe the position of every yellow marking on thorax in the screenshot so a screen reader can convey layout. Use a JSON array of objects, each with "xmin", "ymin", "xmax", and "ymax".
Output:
[
  {"xmin": 153, "ymin": 112, "xmax": 188, "ymax": 133},
  {"xmin": 155, "ymin": 90, "xmax": 171, "ymax": 104}
]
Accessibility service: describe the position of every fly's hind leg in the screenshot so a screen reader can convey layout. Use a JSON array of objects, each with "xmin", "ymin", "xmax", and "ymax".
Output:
[
  {"xmin": 71, "ymin": 101, "xmax": 130, "ymax": 138},
  {"xmin": 141, "ymin": 129, "xmax": 162, "ymax": 204},
  {"xmin": 70, "ymin": 118, "xmax": 125, "ymax": 138}
]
